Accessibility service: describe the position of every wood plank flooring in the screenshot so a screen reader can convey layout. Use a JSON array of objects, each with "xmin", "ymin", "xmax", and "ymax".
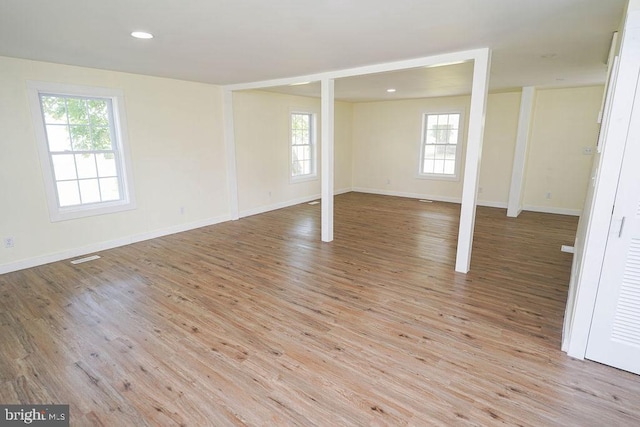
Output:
[{"xmin": 1, "ymin": 192, "xmax": 639, "ymax": 426}]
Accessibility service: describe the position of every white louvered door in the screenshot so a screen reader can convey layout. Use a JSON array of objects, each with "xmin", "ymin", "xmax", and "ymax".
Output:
[{"xmin": 585, "ymin": 72, "xmax": 640, "ymax": 375}]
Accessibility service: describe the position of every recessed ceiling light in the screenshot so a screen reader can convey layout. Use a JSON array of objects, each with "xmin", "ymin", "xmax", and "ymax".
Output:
[
  {"xmin": 131, "ymin": 31, "xmax": 153, "ymax": 39},
  {"xmin": 386, "ymin": 88, "xmax": 396, "ymax": 93},
  {"xmin": 289, "ymin": 81, "xmax": 311, "ymax": 86}
]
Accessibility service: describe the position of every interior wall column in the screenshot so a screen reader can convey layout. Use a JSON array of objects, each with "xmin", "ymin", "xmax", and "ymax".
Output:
[
  {"xmin": 222, "ymin": 89, "xmax": 240, "ymax": 220},
  {"xmin": 455, "ymin": 49, "xmax": 492, "ymax": 273},
  {"xmin": 321, "ymin": 78, "xmax": 335, "ymax": 242},
  {"xmin": 507, "ymin": 86, "xmax": 536, "ymax": 218}
]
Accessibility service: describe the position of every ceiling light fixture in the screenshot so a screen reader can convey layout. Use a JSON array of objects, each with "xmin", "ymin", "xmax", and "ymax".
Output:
[
  {"xmin": 289, "ymin": 81, "xmax": 311, "ymax": 86},
  {"xmin": 386, "ymin": 88, "xmax": 396, "ymax": 93},
  {"xmin": 131, "ymin": 31, "xmax": 154, "ymax": 39}
]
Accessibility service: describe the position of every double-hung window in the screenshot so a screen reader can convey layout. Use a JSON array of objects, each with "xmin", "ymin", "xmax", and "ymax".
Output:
[
  {"xmin": 290, "ymin": 111, "xmax": 317, "ymax": 181},
  {"xmin": 28, "ymin": 82, "xmax": 135, "ymax": 221},
  {"xmin": 419, "ymin": 112, "xmax": 462, "ymax": 179}
]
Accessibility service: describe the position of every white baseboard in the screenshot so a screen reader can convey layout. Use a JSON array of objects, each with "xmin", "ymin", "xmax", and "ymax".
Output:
[
  {"xmin": 351, "ymin": 187, "xmax": 508, "ymax": 209},
  {"xmin": 523, "ymin": 205, "xmax": 582, "ymax": 216},
  {"xmin": 0, "ymin": 214, "xmax": 231, "ymax": 275},
  {"xmin": 350, "ymin": 187, "xmax": 461, "ymax": 204},
  {"xmin": 239, "ymin": 187, "xmax": 352, "ymax": 218},
  {"xmin": 352, "ymin": 187, "xmax": 583, "ymax": 216},
  {"xmin": 477, "ymin": 200, "xmax": 508, "ymax": 209}
]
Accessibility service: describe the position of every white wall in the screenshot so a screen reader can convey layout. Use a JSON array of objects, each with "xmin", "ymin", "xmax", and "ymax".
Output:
[
  {"xmin": 350, "ymin": 88, "xmax": 602, "ymax": 212},
  {"xmin": 351, "ymin": 95, "xmax": 470, "ymax": 202},
  {"xmin": 351, "ymin": 93, "xmax": 521, "ymax": 207},
  {"xmin": 232, "ymin": 90, "xmax": 352, "ymax": 217},
  {"xmin": 522, "ymin": 86, "xmax": 603, "ymax": 215},
  {"xmin": 0, "ymin": 56, "xmax": 230, "ymax": 273},
  {"xmin": 479, "ymin": 92, "xmax": 521, "ymax": 206}
]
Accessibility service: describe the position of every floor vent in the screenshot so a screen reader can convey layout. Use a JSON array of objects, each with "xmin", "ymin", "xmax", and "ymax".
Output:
[
  {"xmin": 70, "ymin": 255, "xmax": 101, "ymax": 265},
  {"xmin": 418, "ymin": 199, "xmax": 433, "ymax": 203}
]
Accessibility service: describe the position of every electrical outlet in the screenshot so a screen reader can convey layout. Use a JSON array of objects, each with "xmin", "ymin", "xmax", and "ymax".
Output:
[
  {"xmin": 583, "ymin": 147, "xmax": 594, "ymax": 155},
  {"xmin": 4, "ymin": 237, "xmax": 15, "ymax": 248},
  {"xmin": 478, "ymin": 187, "xmax": 483, "ymax": 193},
  {"xmin": 179, "ymin": 206, "xmax": 185, "ymax": 215},
  {"xmin": 545, "ymin": 192, "xmax": 552, "ymax": 200}
]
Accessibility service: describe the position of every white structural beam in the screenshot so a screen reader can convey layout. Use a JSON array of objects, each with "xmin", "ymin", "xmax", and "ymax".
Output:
[
  {"xmin": 455, "ymin": 49, "xmax": 492, "ymax": 273},
  {"xmin": 321, "ymin": 79, "xmax": 335, "ymax": 242},
  {"xmin": 507, "ymin": 86, "xmax": 536, "ymax": 218},
  {"xmin": 222, "ymin": 89, "xmax": 240, "ymax": 220},
  {"xmin": 224, "ymin": 49, "xmax": 489, "ymax": 92}
]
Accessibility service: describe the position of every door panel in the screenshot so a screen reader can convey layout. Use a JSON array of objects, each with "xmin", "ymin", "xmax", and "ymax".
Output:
[{"xmin": 585, "ymin": 71, "xmax": 640, "ymax": 375}]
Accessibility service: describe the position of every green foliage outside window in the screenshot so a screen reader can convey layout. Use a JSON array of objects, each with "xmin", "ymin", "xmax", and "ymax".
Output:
[{"xmin": 41, "ymin": 95, "xmax": 113, "ymax": 152}]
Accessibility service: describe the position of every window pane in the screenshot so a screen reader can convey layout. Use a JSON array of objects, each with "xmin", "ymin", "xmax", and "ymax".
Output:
[
  {"xmin": 445, "ymin": 145, "xmax": 456, "ymax": 160},
  {"xmin": 100, "ymin": 177, "xmax": 120, "ymax": 201},
  {"xmin": 300, "ymin": 160, "xmax": 311, "ymax": 175},
  {"xmin": 425, "ymin": 127, "xmax": 436, "ymax": 144},
  {"xmin": 290, "ymin": 113, "xmax": 314, "ymax": 178},
  {"xmin": 92, "ymin": 126, "xmax": 112, "ymax": 150},
  {"xmin": 292, "ymin": 130, "xmax": 302, "ymax": 145},
  {"xmin": 75, "ymin": 153, "xmax": 97, "ymax": 179},
  {"xmin": 435, "ymin": 145, "xmax": 447, "ymax": 159},
  {"xmin": 292, "ymin": 113, "xmax": 310, "ymax": 131},
  {"xmin": 96, "ymin": 153, "xmax": 117, "ymax": 177},
  {"xmin": 88, "ymin": 99, "xmax": 109, "ymax": 127},
  {"xmin": 295, "ymin": 146, "xmax": 305, "ymax": 161},
  {"xmin": 79, "ymin": 179, "xmax": 101, "ymax": 204},
  {"xmin": 426, "ymin": 115, "xmax": 438, "ymax": 130},
  {"xmin": 41, "ymin": 96, "xmax": 67, "ymax": 124},
  {"xmin": 304, "ymin": 146, "xmax": 312, "ymax": 161},
  {"xmin": 424, "ymin": 145, "xmax": 436, "ymax": 159},
  {"xmin": 57, "ymin": 181, "xmax": 80, "ymax": 207},
  {"xmin": 444, "ymin": 160, "xmax": 456, "ymax": 175},
  {"xmin": 66, "ymin": 98, "xmax": 88, "ymax": 124},
  {"xmin": 434, "ymin": 159, "xmax": 445, "ymax": 174},
  {"xmin": 449, "ymin": 114, "xmax": 460, "ymax": 129},
  {"xmin": 46, "ymin": 125, "xmax": 72, "ymax": 151},
  {"xmin": 292, "ymin": 160, "xmax": 302, "ymax": 176},
  {"xmin": 422, "ymin": 159, "xmax": 434, "ymax": 174},
  {"xmin": 70, "ymin": 125, "xmax": 92, "ymax": 150},
  {"xmin": 449, "ymin": 130, "xmax": 459, "ymax": 145},
  {"xmin": 52, "ymin": 154, "xmax": 77, "ymax": 180}
]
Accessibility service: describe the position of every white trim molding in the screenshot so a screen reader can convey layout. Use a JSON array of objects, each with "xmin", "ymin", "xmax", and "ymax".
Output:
[{"xmin": 0, "ymin": 214, "xmax": 231, "ymax": 275}]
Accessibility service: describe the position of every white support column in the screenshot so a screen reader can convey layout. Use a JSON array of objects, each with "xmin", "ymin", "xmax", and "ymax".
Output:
[
  {"xmin": 222, "ymin": 89, "xmax": 239, "ymax": 220},
  {"xmin": 507, "ymin": 86, "xmax": 536, "ymax": 218},
  {"xmin": 455, "ymin": 49, "xmax": 492, "ymax": 273},
  {"xmin": 321, "ymin": 79, "xmax": 335, "ymax": 242}
]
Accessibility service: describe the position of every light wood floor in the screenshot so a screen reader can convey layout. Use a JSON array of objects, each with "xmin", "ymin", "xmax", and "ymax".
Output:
[{"xmin": 1, "ymin": 192, "xmax": 639, "ymax": 426}]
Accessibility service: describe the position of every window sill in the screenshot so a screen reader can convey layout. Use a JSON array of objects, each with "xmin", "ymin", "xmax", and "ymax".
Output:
[
  {"xmin": 416, "ymin": 173, "xmax": 460, "ymax": 182},
  {"xmin": 50, "ymin": 199, "xmax": 136, "ymax": 222}
]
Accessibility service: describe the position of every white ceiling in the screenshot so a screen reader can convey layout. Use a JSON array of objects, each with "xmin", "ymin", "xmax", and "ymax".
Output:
[{"xmin": 0, "ymin": 0, "xmax": 625, "ymax": 101}]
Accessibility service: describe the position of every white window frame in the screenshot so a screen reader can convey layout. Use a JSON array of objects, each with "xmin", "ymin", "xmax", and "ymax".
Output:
[
  {"xmin": 27, "ymin": 81, "xmax": 136, "ymax": 222},
  {"xmin": 289, "ymin": 110, "xmax": 318, "ymax": 183},
  {"xmin": 418, "ymin": 111, "xmax": 465, "ymax": 181}
]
